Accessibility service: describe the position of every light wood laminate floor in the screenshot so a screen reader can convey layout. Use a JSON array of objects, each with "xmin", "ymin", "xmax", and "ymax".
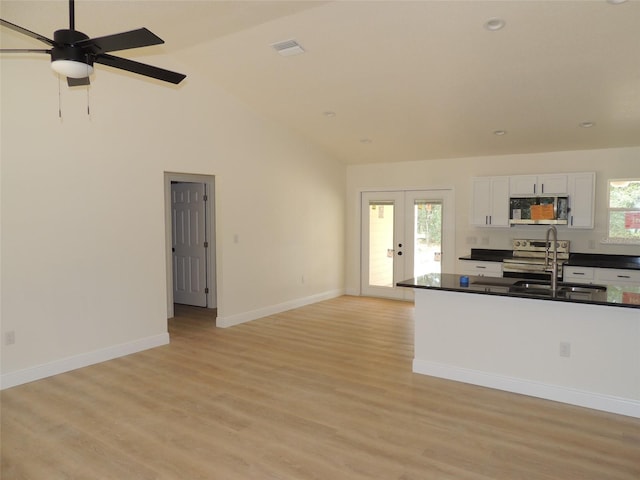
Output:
[{"xmin": 2, "ymin": 296, "xmax": 639, "ymax": 479}]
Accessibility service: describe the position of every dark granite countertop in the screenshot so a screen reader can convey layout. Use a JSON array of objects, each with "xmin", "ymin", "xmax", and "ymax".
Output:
[
  {"xmin": 564, "ymin": 253, "xmax": 640, "ymax": 270},
  {"xmin": 397, "ymin": 273, "xmax": 640, "ymax": 309},
  {"xmin": 460, "ymin": 249, "xmax": 640, "ymax": 271},
  {"xmin": 459, "ymin": 248, "xmax": 512, "ymax": 263}
]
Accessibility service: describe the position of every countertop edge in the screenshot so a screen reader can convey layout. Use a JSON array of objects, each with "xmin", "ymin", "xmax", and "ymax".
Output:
[{"xmin": 397, "ymin": 273, "xmax": 640, "ymax": 309}]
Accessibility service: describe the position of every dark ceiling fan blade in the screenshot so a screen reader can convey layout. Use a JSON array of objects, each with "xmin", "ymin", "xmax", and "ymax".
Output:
[
  {"xmin": 76, "ymin": 28, "xmax": 164, "ymax": 54},
  {"xmin": 67, "ymin": 76, "xmax": 90, "ymax": 87},
  {"xmin": 0, "ymin": 18, "xmax": 56, "ymax": 46},
  {"xmin": 0, "ymin": 48, "xmax": 51, "ymax": 54},
  {"xmin": 94, "ymin": 53, "xmax": 186, "ymax": 84}
]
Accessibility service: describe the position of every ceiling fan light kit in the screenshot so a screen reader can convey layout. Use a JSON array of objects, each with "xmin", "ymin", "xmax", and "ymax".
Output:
[
  {"xmin": 51, "ymin": 59, "xmax": 94, "ymax": 78},
  {"xmin": 0, "ymin": 0, "xmax": 185, "ymax": 86}
]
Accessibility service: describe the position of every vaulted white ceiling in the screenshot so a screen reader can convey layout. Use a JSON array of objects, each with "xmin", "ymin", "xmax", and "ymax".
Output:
[{"xmin": 2, "ymin": 0, "xmax": 639, "ymax": 164}]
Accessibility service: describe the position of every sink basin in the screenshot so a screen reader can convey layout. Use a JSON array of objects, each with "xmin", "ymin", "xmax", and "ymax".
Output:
[{"xmin": 510, "ymin": 280, "xmax": 606, "ymax": 295}]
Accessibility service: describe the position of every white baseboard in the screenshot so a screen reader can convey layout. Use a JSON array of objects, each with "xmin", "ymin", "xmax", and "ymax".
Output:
[
  {"xmin": 413, "ymin": 359, "xmax": 640, "ymax": 419},
  {"xmin": 0, "ymin": 333, "xmax": 170, "ymax": 390},
  {"xmin": 216, "ymin": 289, "xmax": 345, "ymax": 328}
]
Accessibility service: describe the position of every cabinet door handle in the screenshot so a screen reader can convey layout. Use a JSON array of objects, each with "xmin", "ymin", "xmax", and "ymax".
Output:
[
  {"xmin": 573, "ymin": 272, "xmax": 585, "ymax": 276},
  {"xmin": 617, "ymin": 275, "xmax": 631, "ymax": 279},
  {"xmin": 533, "ymin": 184, "xmax": 536, "ymax": 194},
  {"xmin": 476, "ymin": 266, "xmax": 487, "ymax": 269},
  {"xmin": 541, "ymin": 184, "xmax": 545, "ymax": 194}
]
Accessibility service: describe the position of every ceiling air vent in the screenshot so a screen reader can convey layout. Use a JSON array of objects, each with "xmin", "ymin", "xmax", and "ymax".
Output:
[{"xmin": 271, "ymin": 39, "xmax": 305, "ymax": 57}]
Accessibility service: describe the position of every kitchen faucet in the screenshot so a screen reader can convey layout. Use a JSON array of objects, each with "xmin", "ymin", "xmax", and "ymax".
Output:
[{"xmin": 545, "ymin": 226, "xmax": 558, "ymax": 294}]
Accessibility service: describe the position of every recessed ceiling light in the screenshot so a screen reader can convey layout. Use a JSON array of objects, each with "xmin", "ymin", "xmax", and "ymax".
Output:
[
  {"xmin": 484, "ymin": 18, "xmax": 506, "ymax": 31},
  {"xmin": 579, "ymin": 121, "xmax": 595, "ymax": 128},
  {"xmin": 493, "ymin": 130, "xmax": 507, "ymax": 136},
  {"xmin": 607, "ymin": 0, "xmax": 628, "ymax": 5},
  {"xmin": 323, "ymin": 111, "xmax": 336, "ymax": 118}
]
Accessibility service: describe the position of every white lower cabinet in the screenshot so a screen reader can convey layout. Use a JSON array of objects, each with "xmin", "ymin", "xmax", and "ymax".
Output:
[
  {"xmin": 459, "ymin": 261, "xmax": 503, "ymax": 278},
  {"xmin": 563, "ymin": 266, "xmax": 595, "ymax": 284},
  {"xmin": 595, "ymin": 268, "xmax": 640, "ymax": 286},
  {"xmin": 564, "ymin": 265, "xmax": 640, "ymax": 286}
]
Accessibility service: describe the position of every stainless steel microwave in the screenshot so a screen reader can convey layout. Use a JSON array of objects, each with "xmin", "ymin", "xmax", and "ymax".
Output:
[{"xmin": 509, "ymin": 196, "xmax": 569, "ymax": 225}]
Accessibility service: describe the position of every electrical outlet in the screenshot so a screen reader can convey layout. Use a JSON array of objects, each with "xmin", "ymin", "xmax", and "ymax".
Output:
[
  {"xmin": 5, "ymin": 331, "xmax": 15, "ymax": 345},
  {"xmin": 559, "ymin": 342, "xmax": 571, "ymax": 358}
]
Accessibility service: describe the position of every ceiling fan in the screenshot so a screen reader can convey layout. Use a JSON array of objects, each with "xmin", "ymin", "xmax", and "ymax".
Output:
[{"xmin": 0, "ymin": 0, "xmax": 186, "ymax": 86}]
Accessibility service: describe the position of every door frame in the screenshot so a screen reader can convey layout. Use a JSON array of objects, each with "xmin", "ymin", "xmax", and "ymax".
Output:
[
  {"xmin": 164, "ymin": 172, "xmax": 217, "ymax": 319},
  {"xmin": 358, "ymin": 186, "xmax": 455, "ymax": 300}
]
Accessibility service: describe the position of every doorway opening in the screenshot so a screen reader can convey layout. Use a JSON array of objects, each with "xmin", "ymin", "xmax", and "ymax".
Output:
[{"xmin": 164, "ymin": 173, "xmax": 216, "ymax": 319}]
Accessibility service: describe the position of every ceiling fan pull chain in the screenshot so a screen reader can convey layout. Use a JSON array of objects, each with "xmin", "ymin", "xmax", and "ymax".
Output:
[
  {"xmin": 58, "ymin": 75, "xmax": 63, "ymax": 119},
  {"xmin": 86, "ymin": 56, "xmax": 91, "ymax": 117}
]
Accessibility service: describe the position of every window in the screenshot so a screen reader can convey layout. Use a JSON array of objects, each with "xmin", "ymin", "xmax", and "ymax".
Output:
[{"xmin": 607, "ymin": 179, "xmax": 640, "ymax": 243}]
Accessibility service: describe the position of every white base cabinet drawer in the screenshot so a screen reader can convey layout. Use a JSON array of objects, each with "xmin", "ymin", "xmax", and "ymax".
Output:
[
  {"xmin": 563, "ymin": 266, "xmax": 595, "ymax": 284},
  {"xmin": 595, "ymin": 268, "xmax": 640, "ymax": 285},
  {"xmin": 564, "ymin": 265, "xmax": 640, "ymax": 286},
  {"xmin": 459, "ymin": 261, "xmax": 503, "ymax": 278}
]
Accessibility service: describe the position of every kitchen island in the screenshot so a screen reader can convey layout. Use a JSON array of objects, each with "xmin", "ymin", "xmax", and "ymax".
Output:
[{"xmin": 397, "ymin": 273, "xmax": 640, "ymax": 418}]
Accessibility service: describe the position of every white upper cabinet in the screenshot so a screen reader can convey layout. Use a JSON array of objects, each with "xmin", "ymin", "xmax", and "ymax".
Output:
[
  {"xmin": 567, "ymin": 172, "xmax": 595, "ymax": 229},
  {"xmin": 509, "ymin": 174, "xmax": 568, "ymax": 196},
  {"xmin": 471, "ymin": 172, "xmax": 595, "ymax": 229},
  {"xmin": 471, "ymin": 177, "xmax": 510, "ymax": 227}
]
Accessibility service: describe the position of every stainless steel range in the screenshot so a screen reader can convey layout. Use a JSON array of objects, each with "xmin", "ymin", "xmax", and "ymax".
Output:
[{"xmin": 503, "ymin": 238, "xmax": 570, "ymax": 279}]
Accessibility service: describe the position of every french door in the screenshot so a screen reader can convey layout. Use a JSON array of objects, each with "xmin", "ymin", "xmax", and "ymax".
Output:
[{"xmin": 361, "ymin": 189, "xmax": 454, "ymax": 300}]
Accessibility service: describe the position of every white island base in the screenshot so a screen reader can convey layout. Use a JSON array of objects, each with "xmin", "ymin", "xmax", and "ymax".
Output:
[{"xmin": 412, "ymin": 289, "xmax": 640, "ymax": 418}]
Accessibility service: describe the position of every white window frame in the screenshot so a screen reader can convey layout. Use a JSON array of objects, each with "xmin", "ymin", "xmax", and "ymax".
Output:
[{"xmin": 605, "ymin": 178, "xmax": 640, "ymax": 245}]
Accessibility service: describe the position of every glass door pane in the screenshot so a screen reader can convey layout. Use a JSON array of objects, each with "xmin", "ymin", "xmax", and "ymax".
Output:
[
  {"xmin": 368, "ymin": 201, "xmax": 395, "ymax": 287},
  {"xmin": 413, "ymin": 201, "xmax": 442, "ymax": 276},
  {"xmin": 361, "ymin": 191, "xmax": 405, "ymax": 300}
]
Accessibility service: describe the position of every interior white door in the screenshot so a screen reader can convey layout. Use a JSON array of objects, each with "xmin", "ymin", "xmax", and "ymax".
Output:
[
  {"xmin": 172, "ymin": 182, "xmax": 208, "ymax": 307},
  {"xmin": 361, "ymin": 189, "xmax": 454, "ymax": 300}
]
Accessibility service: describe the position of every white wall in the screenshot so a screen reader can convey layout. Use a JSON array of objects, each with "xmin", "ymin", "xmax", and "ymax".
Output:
[
  {"xmin": 346, "ymin": 147, "xmax": 640, "ymax": 294},
  {"xmin": 0, "ymin": 58, "xmax": 345, "ymax": 385}
]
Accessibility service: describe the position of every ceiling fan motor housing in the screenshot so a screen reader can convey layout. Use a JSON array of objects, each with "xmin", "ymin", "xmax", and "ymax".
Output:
[{"xmin": 52, "ymin": 29, "xmax": 95, "ymax": 62}]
